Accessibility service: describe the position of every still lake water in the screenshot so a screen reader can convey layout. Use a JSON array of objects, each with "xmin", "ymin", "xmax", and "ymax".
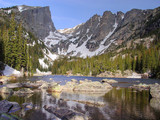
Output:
[{"xmin": 1, "ymin": 75, "xmax": 160, "ymax": 120}]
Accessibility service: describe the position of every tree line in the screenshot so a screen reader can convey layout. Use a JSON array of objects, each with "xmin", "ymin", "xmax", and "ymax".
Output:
[
  {"xmin": 0, "ymin": 14, "xmax": 31, "ymax": 73},
  {"xmin": 52, "ymin": 39, "xmax": 160, "ymax": 78}
]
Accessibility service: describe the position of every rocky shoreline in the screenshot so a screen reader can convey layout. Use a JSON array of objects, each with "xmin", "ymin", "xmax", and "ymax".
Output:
[{"xmin": 0, "ymin": 75, "xmax": 160, "ymax": 120}]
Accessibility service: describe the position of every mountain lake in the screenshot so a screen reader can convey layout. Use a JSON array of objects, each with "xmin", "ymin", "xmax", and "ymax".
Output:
[{"xmin": 0, "ymin": 75, "xmax": 160, "ymax": 120}]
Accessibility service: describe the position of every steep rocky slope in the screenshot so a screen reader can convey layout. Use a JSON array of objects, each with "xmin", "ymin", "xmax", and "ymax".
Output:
[{"xmin": 45, "ymin": 7, "xmax": 160, "ymax": 58}]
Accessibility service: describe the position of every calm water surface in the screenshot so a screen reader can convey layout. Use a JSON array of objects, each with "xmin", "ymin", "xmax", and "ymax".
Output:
[{"xmin": 0, "ymin": 75, "xmax": 160, "ymax": 120}]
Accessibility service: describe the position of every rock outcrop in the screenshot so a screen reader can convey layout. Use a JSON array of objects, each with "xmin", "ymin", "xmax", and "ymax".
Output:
[
  {"xmin": 19, "ymin": 6, "xmax": 56, "ymax": 39},
  {"xmin": 48, "ymin": 79, "xmax": 112, "ymax": 94}
]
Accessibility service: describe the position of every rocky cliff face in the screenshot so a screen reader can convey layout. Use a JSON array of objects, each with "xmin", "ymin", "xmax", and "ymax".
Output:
[
  {"xmin": 44, "ymin": 7, "xmax": 159, "ymax": 58},
  {"xmin": 19, "ymin": 6, "xmax": 56, "ymax": 39},
  {"xmin": 2, "ymin": 5, "xmax": 56, "ymax": 40}
]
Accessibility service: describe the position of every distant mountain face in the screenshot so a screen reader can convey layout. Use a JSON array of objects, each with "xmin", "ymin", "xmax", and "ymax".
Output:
[
  {"xmin": 2, "ymin": 5, "xmax": 56, "ymax": 40},
  {"xmin": 44, "ymin": 7, "xmax": 160, "ymax": 58},
  {"xmin": 2, "ymin": 5, "xmax": 159, "ymax": 59}
]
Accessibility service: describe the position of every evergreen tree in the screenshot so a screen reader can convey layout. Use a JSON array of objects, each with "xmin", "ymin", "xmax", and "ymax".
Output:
[{"xmin": 8, "ymin": 14, "xmax": 17, "ymax": 68}]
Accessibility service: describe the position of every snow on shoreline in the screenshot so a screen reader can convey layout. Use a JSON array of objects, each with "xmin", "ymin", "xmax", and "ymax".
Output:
[
  {"xmin": 34, "ymin": 68, "xmax": 52, "ymax": 76},
  {"xmin": 127, "ymin": 72, "xmax": 142, "ymax": 78},
  {"xmin": 3, "ymin": 65, "xmax": 21, "ymax": 77}
]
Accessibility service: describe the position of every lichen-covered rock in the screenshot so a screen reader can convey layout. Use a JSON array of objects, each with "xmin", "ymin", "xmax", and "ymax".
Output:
[
  {"xmin": 74, "ymin": 81, "xmax": 112, "ymax": 93},
  {"xmin": 62, "ymin": 81, "xmax": 78, "ymax": 91},
  {"xmin": 14, "ymin": 88, "xmax": 33, "ymax": 94},
  {"xmin": 0, "ymin": 87, "xmax": 13, "ymax": 94},
  {"xmin": 71, "ymin": 79, "xmax": 78, "ymax": 83},
  {"xmin": 48, "ymin": 85, "xmax": 63, "ymax": 93},
  {"xmin": 150, "ymin": 83, "xmax": 160, "ymax": 99}
]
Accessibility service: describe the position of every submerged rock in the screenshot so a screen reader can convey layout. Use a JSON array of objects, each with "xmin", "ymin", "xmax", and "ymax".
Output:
[
  {"xmin": 44, "ymin": 105, "xmax": 88, "ymax": 120},
  {"xmin": 130, "ymin": 83, "xmax": 150, "ymax": 91},
  {"xmin": 150, "ymin": 83, "xmax": 160, "ymax": 99},
  {"xmin": 0, "ymin": 113, "xmax": 21, "ymax": 120}
]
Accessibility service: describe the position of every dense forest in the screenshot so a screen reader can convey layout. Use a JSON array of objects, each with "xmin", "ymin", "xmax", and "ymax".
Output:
[
  {"xmin": 52, "ymin": 37, "xmax": 160, "ymax": 78},
  {"xmin": 0, "ymin": 13, "xmax": 47, "ymax": 74}
]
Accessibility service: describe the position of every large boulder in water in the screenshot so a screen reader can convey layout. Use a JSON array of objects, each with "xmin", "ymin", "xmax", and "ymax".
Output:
[
  {"xmin": 48, "ymin": 85, "xmax": 63, "ymax": 92},
  {"xmin": 73, "ymin": 81, "xmax": 112, "ymax": 93},
  {"xmin": 62, "ymin": 81, "xmax": 78, "ymax": 91},
  {"xmin": 150, "ymin": 83, "xmax": 160, "ymax": 99}
]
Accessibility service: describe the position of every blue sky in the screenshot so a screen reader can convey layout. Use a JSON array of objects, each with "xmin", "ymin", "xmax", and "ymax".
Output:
[{"xmin": 0, "ymin": 0, "xmax": 160, "ymax": 29}]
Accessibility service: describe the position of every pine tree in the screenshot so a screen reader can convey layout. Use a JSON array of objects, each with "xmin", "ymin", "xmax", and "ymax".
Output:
[
  {"xmin": 2, "ymin": 25, "xmax": 9, "ymax": 63},
  {"xmin": 16, "ymin": 22, "xmax": 23, "ymax": 70},
  {"xmin": 8, "ymin": 14, "xmax": 17, "ymax": 68}
]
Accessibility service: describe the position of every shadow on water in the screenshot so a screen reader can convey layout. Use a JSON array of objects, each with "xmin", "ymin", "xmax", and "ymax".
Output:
[{"xmin": 0, "ymin": 75, "xmax": 160, "ymax": 120}]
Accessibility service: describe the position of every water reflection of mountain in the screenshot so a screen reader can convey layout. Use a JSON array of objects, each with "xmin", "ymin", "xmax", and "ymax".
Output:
[{"xmin": 0, "ymin": 87, "xmax": 160, "ymax": 120}]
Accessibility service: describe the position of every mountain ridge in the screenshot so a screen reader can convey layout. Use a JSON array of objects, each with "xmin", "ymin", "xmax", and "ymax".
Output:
[{"xmin": 44, "ymin": 6, "xmax": 159, "ymax": 58}]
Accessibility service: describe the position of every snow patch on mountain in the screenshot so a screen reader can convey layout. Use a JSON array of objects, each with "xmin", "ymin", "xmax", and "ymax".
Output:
[
  {"xmin": 39, "ymin": 58, "xmax": 48, "ymax": 69},
  {"xmin": 44, "ymin": 31, "xmax": 68, "ymax": 48},
  {"xmin": 17, "ymin": 5, "xmax": 39, "ymax": 12},
  {"xmin": 58, "ymin": 23, "xmax": 83, "ymax": 34}
]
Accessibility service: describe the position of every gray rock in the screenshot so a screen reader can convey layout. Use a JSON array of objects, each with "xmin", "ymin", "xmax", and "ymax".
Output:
[
  {"xmin": 19, "ymin": 6, "xmax": 56, "ymax": 39},
  {"xmin": 150, "ymin": 83, "xmax": 160, "ymax": 99},
  {"xmin": 0, "ymin": 100, "xmax": 21, "ymax": 114},
  {"xmin": 22, "ymin": 103, "xmax": 33, "ymax": 110},
  {"xmin": 0, "ymin": 100, "xmax": 13, "ymax": 113},
  {"xmin": 44, "ymin": 105, "xmax": 88, "ymax": 120},
  {"xmin": 8, "ymin": 102, "xmax": 21, "ymax": 113}
]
